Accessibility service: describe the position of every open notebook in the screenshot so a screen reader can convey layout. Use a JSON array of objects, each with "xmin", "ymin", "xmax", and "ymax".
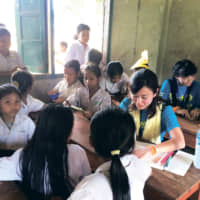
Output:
[{"xmin": 135, "ymin": 141, "xmax": 194, "ymax": 176}]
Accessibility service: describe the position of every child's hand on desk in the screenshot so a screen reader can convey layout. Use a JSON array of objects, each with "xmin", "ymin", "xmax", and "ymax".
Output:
[
  {"xmin": 83, "ymin": 110, "xmax": 93, "ymax": 119},
  {"xmin": 48, "ymin": 90, "xmax": 57, "ymax": 95},
  {"xmin": 175, "ymin": 108, "xmax": 191, "ymax": 119},
  {"xmin": 190, "ymin": 108, "xmax": 200, "ymax": 120},
  {"xmin": 111, "ymin": 99, "xmax": 120, "ymax": 106}
]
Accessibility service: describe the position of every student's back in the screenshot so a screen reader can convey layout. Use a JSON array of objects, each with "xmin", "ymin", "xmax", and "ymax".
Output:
[{"xmin": 68, "ymin": 108, "xmax": 151, "ymax": 200}]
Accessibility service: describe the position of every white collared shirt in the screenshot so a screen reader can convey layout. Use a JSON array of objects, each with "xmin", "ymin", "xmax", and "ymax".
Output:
[
  {"xmin": 64, "ymin": 40, "xmax": 89, "ymax": 65},
  {"xmin": 18, "ymin": 94, "xmax": 44, "ymax": 115},
  {"xmin": 68, "ymin": 154, "xmax": 151, "ymax": 200},
  {"xmin": 100, "ymin": 72, "xmax": 129, "ymax": 94},
  {"xmin": 54, "ymin": 79, "xmax": 83, "ymax": 100},
  {"xmin": 0, "ymin": 114, "xmax": 35, "ymax": 150},
  {"xmin": 70, "ymin": 87, "xmax": 111, "ymax": 113},
  {"xmin": 0, "ymin": 144, "xmax": 91, "ymax": 188},
  {"xmin": 0, "ymin": 51, "xmax": 25, "ymax": 72}
]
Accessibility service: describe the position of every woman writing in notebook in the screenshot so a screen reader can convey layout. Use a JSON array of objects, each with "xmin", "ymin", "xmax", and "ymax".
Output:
[{"xmin": 129, "ymin": 69, "xmax": 185, "ymax": 159}]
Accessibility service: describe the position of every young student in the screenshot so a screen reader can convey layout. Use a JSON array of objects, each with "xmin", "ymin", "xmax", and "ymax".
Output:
[
  {"xmin": 65, "ymin": 24, "xmax": 90, "ymax": 65},
  {"xmin": 55, "ymin": 41, "xmax": 68, "ymax": 73},
  {"xmin": 0, "ymin": 28, "xmax": 26, "ymax": 76},
  {"xmin": 120, "ymin": 57, "xmax": 149, "ymax": 111},
  {"xmin": 0, "ymin": 103, "xmax": 91, "ymax": 200},
  {"xmin": 11, "ymin": 70, "xmax": 44, "ymax": 115},
  {"xmin": 68, "ymin": 107, "xmax": 151, "ymax": 200},
  {"xmin": 100, "ymin": 61, "xmax": 129, "ymax": 105},
  {"xmin": 70, "ymin": 64, "xmax": 111, "ymax": 119},
  {"xmin": 0, "ymin": 84, "xmax": 35, "ymax": 151},
  {"xmin": 48, "ymin": 59, "xmax": 83, "ymax": 103},
  {"xmin": 160, "ymin": 59, "xmax": 200, "ymax": 120},
  {"xmin": 129, "ymin": 69, "xmax": 185, "ymax": 159}
]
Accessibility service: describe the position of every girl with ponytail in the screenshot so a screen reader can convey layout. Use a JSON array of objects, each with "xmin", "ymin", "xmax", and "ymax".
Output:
[{"xmin": 69, "ymin": 107, "xmax": 151, "ymax": 200}]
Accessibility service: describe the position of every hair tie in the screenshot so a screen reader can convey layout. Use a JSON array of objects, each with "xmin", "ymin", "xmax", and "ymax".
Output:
[
  {"xmin": 111, "ymin": 150, "xmax": 120, "ymax": 156},
  {"xmin": 12, "ymin": 81, "xmax": 19, "ymax": 89}
]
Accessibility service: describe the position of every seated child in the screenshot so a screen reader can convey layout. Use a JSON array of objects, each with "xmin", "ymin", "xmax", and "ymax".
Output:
[
  {"xmin": 70, "ymin": 64, "xmax": 111, "ymax": 119},
  {"xmin": 160, "ymin": 59, "xmax": 200, "ymax": 120},
  {"xmin": 0, "ymin": 28, "xmax": 26, "ymax": 76},
  {"xmin": 0, "ymin": 84, "xmax": 35, "ymax": 151},
  {"xmin": 100, "ymin": 61, "xmax": 129, "ymax": 106},
  {"xmin": 0, "ymin": 103, "xmax": 91, "ymax": 199},
  {"xmin": 65, "ymin": 24, "xmax": 90, "ymax": 65},
  {"xmin": 11, "ymin": 70, "xmax": 44, "ymax": 116},
  {"xmin": 48, "ymin": 59, "xmax": 83, "ymax": 103},
  {"xmin": 68, "ymin": 108, "xmax": 151, "ymax": 200}
]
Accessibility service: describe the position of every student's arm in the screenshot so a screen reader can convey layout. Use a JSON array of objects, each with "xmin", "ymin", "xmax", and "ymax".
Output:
[
  {"xmin": 0, "ymin": 149, "xmax": 22, "ymax": 181},
  {"xmin": 134, "ymin": 106, "xmax": 185, "ymax": 159}
]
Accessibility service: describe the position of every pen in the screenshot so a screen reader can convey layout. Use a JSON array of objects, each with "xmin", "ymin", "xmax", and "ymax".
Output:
[{"xmin": 159, "ymin": 151, "xmax": 174, "ymax": 165}]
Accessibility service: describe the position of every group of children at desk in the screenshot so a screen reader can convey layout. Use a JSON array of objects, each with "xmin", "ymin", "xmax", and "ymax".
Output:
[{"xmin": 1, "ymin": 24, "xmax": 200, "ymax": 200}]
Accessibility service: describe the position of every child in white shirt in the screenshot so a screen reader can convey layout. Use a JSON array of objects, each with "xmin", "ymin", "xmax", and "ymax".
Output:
[
  {"xmin": 70, "ymin": 64, "xmax": 111, "ymax": 119},
  {"xmin": 65, "ymin": 24, "xmax": 90, "ymax": 65},
  {"xmin": 0, "ymin": 28, "xmax": 26, "ymax": 76},
  {"xmin": 0, "ymin": 103, "xmax": 91, "ymax": 199},
  {"xmin": 48, "ymin": 59, "xmax": 83, "ymax": 103},
  {"xmin": 0, "ymin": 84, "xmax": 35, "ymax": 151},
  {"xmin": 11, "ymin": 70, "xmax": 44, "ymax": 115},
  {"xmin": 100, "ymin": 61, "xmax": 129, "ymax": 106},
  {"xmin": 68, "ymin": 107, "xmax": 151, "ymax": 200}
]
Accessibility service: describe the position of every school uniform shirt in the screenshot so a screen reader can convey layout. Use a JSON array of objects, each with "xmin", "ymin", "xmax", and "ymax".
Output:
[
  {"xmin": 70, "ymin": 87, "xmax": 111, "ymax": 113},
  {"xmin": 0, "ymin": 51, "xmax": 25, "ymax": 72},
  {"xmin": 68, "ymin": 154, "xmax": 151, "ymax": 200},
  {"xmin": 0, "ymin": 113, "xmax": 35, "ymax": 150},
  {"xmin": 53, "ymin": 79, "xmax": 83, "ymax": 100},
  {"xmin": 100, "ymin": 72, "xmax": 129, "ymax": 94},
  {"xmin": 64, "ymin": 40, "xmax": 89, "ymax": 65},
  {"xmin": 160, "ymin": 79, "xmax": 200, "ymax": 110},
  {"xmin": 119, "ymin": 96, "xmax": 132, "ymax": 111},
  {"xmin": 0, "ymin": 144, "xmax": 91, "ymax": 189},
  {"xmin": 18, "ymin": 94, "xmax": 44, "ymax": 115}
]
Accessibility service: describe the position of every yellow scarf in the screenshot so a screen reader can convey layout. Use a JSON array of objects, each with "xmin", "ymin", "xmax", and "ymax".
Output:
[{"xmin": 130, "ymin": 104, "xmax": 162, "ymax": 144}]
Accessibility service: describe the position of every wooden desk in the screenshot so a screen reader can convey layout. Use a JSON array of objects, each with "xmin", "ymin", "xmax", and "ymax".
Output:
[
  {"xmin": 71, "ymin": 112, "xmax": 200, "ymax": 200},
  {"xmin": 177, "ymin": 116, "xmax": 199, "ymax": 149}
]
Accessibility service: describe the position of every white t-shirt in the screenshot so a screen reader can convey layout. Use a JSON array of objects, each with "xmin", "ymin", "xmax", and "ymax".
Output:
[
  {"xmin": 68, "ymin": 154, "xmax": 151, "ymax": 200},
  {"xmin": 71, "ymin": 87, "xmax": 111, "ymax": 113},
  {"xmin": 100, "ymin": 72, "xmax": 129, "ymax": 94},
  {"xmin": 0, "ymin": 144, "xmax": 91, "ymax": 188},
  {"xmin": 0, "ymin": 114, "xmax": 35, "ymax": 150},
  {"xmin": 64, "ymin": 40, "xmax": 89, "ymax": 65},
  {"xmin": 0, "ymin": 51, "xmax": 25, "ymax": 72},
  {"xmin": 53, "ymin": 79, "xmax": 83, "ymax": 100},
  {"xmin": 18, "ymin": 94, "xmax": 44, "ymax": 115}
]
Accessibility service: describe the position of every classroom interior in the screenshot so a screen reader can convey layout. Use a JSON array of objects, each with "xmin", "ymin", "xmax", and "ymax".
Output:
[{"xmin": 1, "ymin": 0, "xmax": 200, "ymax": 199}]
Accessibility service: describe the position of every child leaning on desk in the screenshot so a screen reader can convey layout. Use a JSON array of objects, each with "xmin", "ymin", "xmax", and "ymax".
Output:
[
  {"xmin": 0, "ymin": 104, "xmax": 91, "ymax": 200},
  {"xmin": 129, "ymin": 69, "xmax": 185, "ymax": 160},
  {"xmin": 68, "ymin": 107, "xmax": 151, "ymax": 200},
  {"xmin": 68, "ymin": 63, "xmax": 111, "ymax": 119}
]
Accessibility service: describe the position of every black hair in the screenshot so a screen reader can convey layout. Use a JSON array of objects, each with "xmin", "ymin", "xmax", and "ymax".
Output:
[
  {"xmin": 20, "ymin": 104, "xmax": 74, "ymax": 200},
  {"xmin": 85, "ymin": 64, "xmax": 101, "ymax": 78},
  {"xmin": 87, "ymin": 48, "xmax": 102, "ymax": 66},
  {"xmin": 172, "ymin": 59, "xmax": 197, "ymax": 78},
  {"xmin": 11, "ymin": 70, "xmax": 33, "ymax": 95},
  {"xmin": 0, "ymin": 28, "xmax": 10, "ymax": 37},
  {"xmin": 60, "ymin": 41, "xmax": 68, "ymax": 48},
  {"xmin": 90, "ymin": 107, "xmax": 136, "ymax": 200},
  {"xmin": 0, "ymin": 83, "xmax": 21, "ymax": 100},
  {"xmin": 106, "ymin": 61, "xmax": 123, "ymax": 78},
  {"xmin": 130, "ymin": 69, "xmax": 161, "ymax": 118},
  {"xmin": 64, "ymin": 59, "xmax": 80, "ymax": 74},
  {"xmin": 77, "ymin": 24, "xmax": 90, "ymax": 34}
]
